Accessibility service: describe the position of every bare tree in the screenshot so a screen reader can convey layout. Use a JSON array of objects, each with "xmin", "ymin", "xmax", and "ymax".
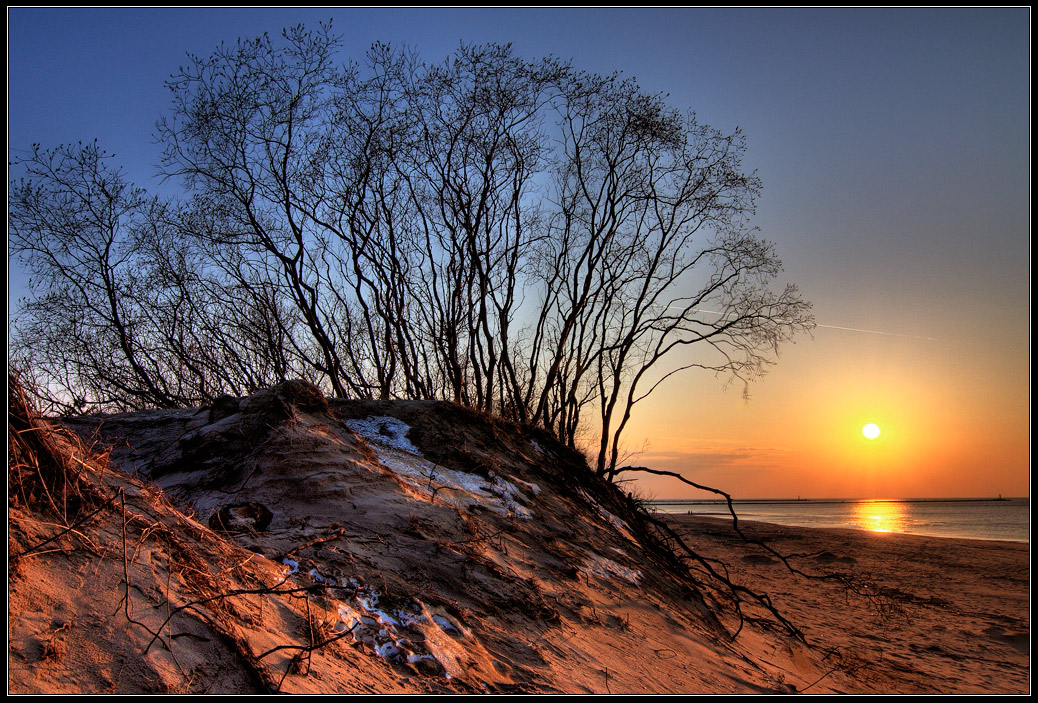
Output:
[
  {"xmin": 9, "ymin": 142, "xmax": 318, "ymax": 410},
  {"xmin": 157, "ymin": 24, "xmax": 364, "ymax": 399},
  {"xmin": 393, "ymin": 44, "xmax": 563, "ymax": 413},
  {"xmin": 10, "ymin": 26, "xmax": 812, "ymax": 482},
  {"xmin": 521, "ymin": 74, "xmax": 813, "ymax": 475},
  {"xmin": 10, "ymin": 142, "xmax": 186, "ymax": 411}
]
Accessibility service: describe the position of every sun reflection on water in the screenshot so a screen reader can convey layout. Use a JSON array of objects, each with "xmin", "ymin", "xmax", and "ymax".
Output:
[{"xmin": 852, "ymin": 500, "xmax": 908, "ymax": 534}]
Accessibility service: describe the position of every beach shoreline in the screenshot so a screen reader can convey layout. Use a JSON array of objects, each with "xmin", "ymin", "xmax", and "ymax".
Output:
[
  {"xmin": 659, "ymin": 512, "xmax": 1030, "ymax": 544},
  {"xmin": 662, "ymin": 514, "xmax": 1030, "ymax": 694},
  {"xmin": 650, "ymin": 497, "xmax": 1030, "ymax": 543}
]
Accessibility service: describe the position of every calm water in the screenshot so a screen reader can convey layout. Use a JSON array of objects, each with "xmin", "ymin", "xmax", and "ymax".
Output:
[{"xmin": 650, "ymin": 498, "xmax": 1030, "ymax": 543}]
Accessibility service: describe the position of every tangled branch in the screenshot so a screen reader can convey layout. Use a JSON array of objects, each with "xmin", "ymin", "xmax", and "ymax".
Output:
[{"xmin": 615, "ymin": 465, "xmax": 900, "ymax": 640}]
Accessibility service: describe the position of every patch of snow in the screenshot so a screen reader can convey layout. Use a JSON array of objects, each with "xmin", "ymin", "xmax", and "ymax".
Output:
[
  {"xmin": 432, "ymin": 615, "xmax": 456, "ymax": 633},
  {"xmin": 362, "ymin": 438, "xmax": 534, "ymax": 520},
  {"xmin": 408, "ymin": 652, "xmax": 439, "ymax": 666},
  {"xmin": 393, "ymin": 608, "xmax": 425, "ymax": 627},
  {"xmin": 582, "ymin": 553, "xmax": 643, "ymax": 585},
  {"xmin": 597, "ymin": 505, "xmax": 638, "ymax": 543},
  {"xmin": 576, "ymin": 489, "xmax": 638, "ymax": 543},
  {"xmin": 376, "ymin": 611, "xmax": 400, "ymax": 627},
  {"xmin": 281, "ymin": 558, "xmax": 299, "ymax": 574},
  {"xmin": 345, "ymin": 415, "xmax": 538, "ymax": 519},
  {"xmin": 314, "ymin": 578, "xmax": 475, "ymax": 678},
  {"xmin": 280, "ymin": 564, "xmax": 498, "ymax": 681},
  {"xmin": 598, "ymin": 506, "xmax": 627, "ymax": 531},
  {"xmin": 356, "ymin": 588, "xmax": 381, "ymax": 611},
  {"xmin": 345, "ymin": 416, "xmax": 422, "ymax": 456},
  {"xmin": 375, "ymin": 641, "xmax": 402, "ymax": 659}
]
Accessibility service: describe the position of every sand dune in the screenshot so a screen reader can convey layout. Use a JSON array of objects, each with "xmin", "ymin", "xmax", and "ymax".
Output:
[{"xmin": 8, "ymin": 380, "xmax": 1029, "ymax": 694}]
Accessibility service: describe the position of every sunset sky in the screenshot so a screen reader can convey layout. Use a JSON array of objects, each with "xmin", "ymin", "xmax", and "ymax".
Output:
[{"xmin": 8, "ymin": 8, "xmax": 1030, "ymax": 499}]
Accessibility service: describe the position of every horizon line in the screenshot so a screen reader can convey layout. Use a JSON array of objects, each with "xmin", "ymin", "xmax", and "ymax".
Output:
[{"xmin": 650, "ymin": 496, "xmax": 1026, "ymax": 503}]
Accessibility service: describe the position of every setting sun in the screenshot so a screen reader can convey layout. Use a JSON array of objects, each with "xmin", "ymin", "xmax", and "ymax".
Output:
[{"xmin": 862, "ymin": 423, "xmax": 881, "ymax": 440}]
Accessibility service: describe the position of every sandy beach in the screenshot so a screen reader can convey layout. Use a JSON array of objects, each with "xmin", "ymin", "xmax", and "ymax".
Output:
[{"xmin": 662, "ymin": 514, "xmax": 1030, "ymax": 694}]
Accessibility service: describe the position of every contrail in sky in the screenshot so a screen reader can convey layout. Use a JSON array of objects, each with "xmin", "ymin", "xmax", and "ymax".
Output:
[
  {"xmin": 813, "ymin": 323, "xmax": 942, "ymax": 342},
  {"xmin": 678, "ymin": 307, "xmax": 943, "ymax": 342}
]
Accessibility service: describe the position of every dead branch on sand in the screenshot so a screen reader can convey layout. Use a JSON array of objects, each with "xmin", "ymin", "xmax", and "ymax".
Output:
[{"xmin": 614, "ymin": 465, "xmax": 905, "ymax": 640}]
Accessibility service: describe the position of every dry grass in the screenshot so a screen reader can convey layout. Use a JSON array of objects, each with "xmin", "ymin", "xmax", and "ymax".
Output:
[{"xmin": 9, "ymin": 371, "xmax": 112, "ymax": 529}]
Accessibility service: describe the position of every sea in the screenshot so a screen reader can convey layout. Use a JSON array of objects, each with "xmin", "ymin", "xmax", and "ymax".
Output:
[{"xmin": 649, "ymin": 497, "xmax": 1030, "ymax": 543}]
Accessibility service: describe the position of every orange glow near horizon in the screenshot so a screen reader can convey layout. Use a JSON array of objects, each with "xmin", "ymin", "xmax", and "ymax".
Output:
[{"xmin": 615, "ymin": 329, "xmax": 1030, "ymax": 501}]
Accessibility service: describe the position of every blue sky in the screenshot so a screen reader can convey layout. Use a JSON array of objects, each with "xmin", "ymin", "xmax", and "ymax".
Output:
[{"xmin": 8, "ymin": 8, "xmax": 1030, "ymax": 497}]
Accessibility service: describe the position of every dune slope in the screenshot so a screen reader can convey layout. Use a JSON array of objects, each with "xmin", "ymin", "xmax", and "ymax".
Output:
[{"xmin": 10, "ymin": 380, "xmax": 893, "ymax": 693}]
